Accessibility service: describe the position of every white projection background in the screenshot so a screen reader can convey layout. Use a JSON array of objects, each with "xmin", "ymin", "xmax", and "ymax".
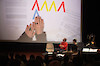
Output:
[{"xmin": 0, "ymin": 0, "xmax": 81, "ymax": 42}]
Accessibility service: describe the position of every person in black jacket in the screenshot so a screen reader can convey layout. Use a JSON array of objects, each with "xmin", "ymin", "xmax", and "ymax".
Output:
[{"xmin": 72, "ymin": 39, "xmax": 78, "ymax": 52}]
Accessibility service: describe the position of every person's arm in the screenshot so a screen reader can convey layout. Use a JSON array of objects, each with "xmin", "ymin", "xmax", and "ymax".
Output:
[
  {"xmin": 59, "ymin": 42, "xmax": 62, "ymax": 47},
  {"xmin": 34, "ymin": 16, "xmax": 47, "ymax": 42},
  {"xmin": 63, "ymin": 42, "xmax": 68, "ymax": 48},
  {"xmin": 17, "ymin": 16, "xmax": 47, "ymax": 42},
  {"xmin": 35, "ymin": 32, "xmax": 47, "ymax": 42},
  {"xmin": 18, "ymin": 31, "xmax": 47, "ymax": 42},
  {"xmin": 17, "ymin": 32, "xmax": 32, "ymax": 42},
  {"xmin": 17, "ymin": 23, "xmax": 35, "ymax": 42}
]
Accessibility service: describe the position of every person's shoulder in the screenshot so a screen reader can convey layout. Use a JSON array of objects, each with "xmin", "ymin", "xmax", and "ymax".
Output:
[
  {"xmin": 61, "ymin": 42, "xmax": 64, "ymax": 43},
  {"xmin": 65, "ymin": 42, "xmax": 68, "ymax": 44}
]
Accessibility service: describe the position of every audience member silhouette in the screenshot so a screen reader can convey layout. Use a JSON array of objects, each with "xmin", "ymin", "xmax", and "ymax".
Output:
[
  {"xmin": 35, "ymin": 56, "xmax": 44, "ymax": 66},
  {"xmin": 27, "ymin": 55, "xmax": 35, "ymax": 66},
  {"xmin": 20, "ymin": 54, "xmax": 27, "ymax": 66}
]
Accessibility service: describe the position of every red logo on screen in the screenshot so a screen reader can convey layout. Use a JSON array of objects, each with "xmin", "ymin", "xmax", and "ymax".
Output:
[{"xmin": 32, "ymin": 0, "xmax": 66, "ymax": 19}]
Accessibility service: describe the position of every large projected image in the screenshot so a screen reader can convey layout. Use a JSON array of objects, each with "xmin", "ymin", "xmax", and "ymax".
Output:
[{"xmin": 0, "ymin": 0, "xmax": 81, "ymax": 42}]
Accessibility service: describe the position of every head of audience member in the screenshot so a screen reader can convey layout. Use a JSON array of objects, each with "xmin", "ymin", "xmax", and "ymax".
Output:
[
  {"xmin": 29, "ymin": 55, "xmax": 35, "ymax": 61},
  {"xmin": 73, "ymin": 39, "xmax": 77, "ymax": 44},
  {"xmin": 12, "ymin": 54, "xmax": 21, "ymax": 66},
  {"xmin": 21, "ymin": 54, "xmax": 27, "ymax": 63},
  {"xmin": 63, "ymin": 38, "xmax": 67, "ymax": 42},
  {"xmin": 15, "ymin": 54, "xmax": 21, "ymax": 61},
  {"xmin": 35, "ymin": 56, "xmax": 44, "ymax": 66},
  {"xmin": 36, "ymin": 56, "xmax": 43, "ymax": 63},
  {"xmin": 9, "ymin": 52, "xmax": 14, "ymax": 60},
  {"xmin": 27, "ymin": 55, "xmax": 35, "ymax": 66}
]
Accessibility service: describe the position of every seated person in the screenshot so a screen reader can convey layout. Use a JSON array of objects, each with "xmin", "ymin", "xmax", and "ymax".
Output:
[
  {"xmin": 72, "ymin": 39, "xmax": 78, "ymax": 52},
  {"xmin": 86, "ymin": 33, "xmax": 96, "ymax": 48},
  {"xmin": 59, "ymin": 38, "xmax": 68, "ymax": 51},
  {"xmin": 73, "ymin": 39, "xmax": 77, "ymax": 45}
]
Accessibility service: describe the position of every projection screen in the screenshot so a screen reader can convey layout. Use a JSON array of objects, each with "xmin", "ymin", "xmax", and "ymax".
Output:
[{"xmin": 0, "ymin": 0, "xmax": 81, "ymax": 42}]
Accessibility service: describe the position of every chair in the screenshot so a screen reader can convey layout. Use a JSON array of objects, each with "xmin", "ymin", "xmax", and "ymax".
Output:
[{"xmin": 46, "ymin": 43, "xmax": 54, "ymax": 52}]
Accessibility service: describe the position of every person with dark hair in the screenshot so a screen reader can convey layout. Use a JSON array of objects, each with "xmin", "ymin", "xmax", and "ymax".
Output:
[
  {"xmin": 35, "ymin": 56, "xmax": 45, "ymax": 66},
  {"xmin": 59, "ymin": 38, "xmax": 68, "ymax": 52},
  {"xmin": 21, "ymin": 55, "xmax": 27, "ymax": 63},
  {"xmin": 59, "ymin": 38, "xmax": 68, "ymax": 50},
  {"xmin": 86, "ymin": 33, "xmax": 96, "ymax": 48},
  {"xmin": 9, "ymin": 52, "xmax": 14, "ymax": 61},
  {"xmin": 20, "ymin": 54, "xmax": 27, "ymax": 66},
  {"xmin": 73, "ymin": 39, "xmax": 77, "ymax": 45},
  {"xmin": 27, "ymin": 55, "xmax": 35, "ymax": 66},
  {"xmin": 72, "ymin": 39, "xmax": 78, "ymax": 52},
  {"xmin": 8, "ymin": 54, "xmax": 21, "ymax": 66},
  {"xmin": 30, "ymin": 55, "xmax": 35, "ymax": 61}
]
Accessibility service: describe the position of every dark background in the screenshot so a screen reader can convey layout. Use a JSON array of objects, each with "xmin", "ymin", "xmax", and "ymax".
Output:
[{"xmin": 82, "ymin": 0, "xmax": 99, "ymax": 46}]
